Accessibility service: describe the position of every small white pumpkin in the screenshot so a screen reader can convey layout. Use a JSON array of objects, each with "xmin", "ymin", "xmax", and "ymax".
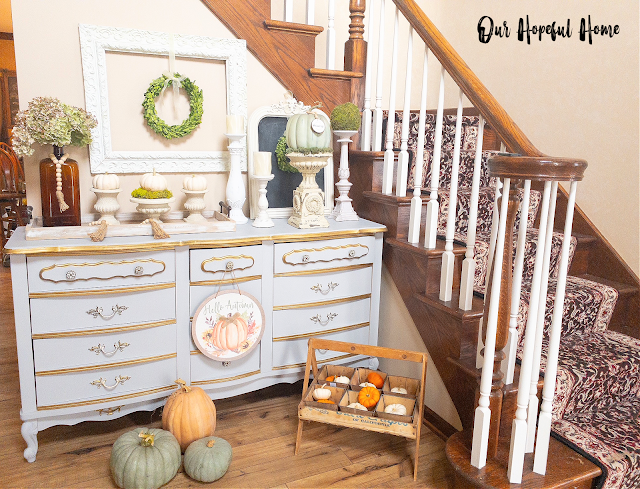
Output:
[
  {"xmin": 312, "ymin": 384, "xmax": 332, "ymax": 401},
  {"xmin": 359, "ymin": 382, "xmax": 377, "ymax": 388},
  {"xmin": 390, "ymin": 387, "xmax": 408, "ymax": 395},
  {"xmin": 92, "ymin": 172, "xmax": 120, "ymax": 190},
  {"xmin": 347, "ymin": 402, "xmax": 368, "ymax": 411},
  {"xmin": 334, "ymin": 375, "xmax": 350, "ymax": 384},
  {"xmin": 183, "ymin": 174, "xmax": 207, "ymax": 191},
  {"xmin": 140, "ymin": 169, "xmax": 168, "ymax": 191},
  {"xmin": 384, "ymin": 403, "xmax": 407, "ymax": 415}
]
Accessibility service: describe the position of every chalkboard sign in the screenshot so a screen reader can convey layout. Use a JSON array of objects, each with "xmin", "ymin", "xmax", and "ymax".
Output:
[{"xmin": 257, "ymin": 116, "xmax": 325, "ymax": 212}]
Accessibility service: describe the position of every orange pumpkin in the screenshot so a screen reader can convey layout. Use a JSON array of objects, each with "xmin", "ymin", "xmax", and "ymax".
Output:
[
  {"xmin": 317, "ymin": 399, "xmax": 335, "ymax": 404},
  {"xmin": 212, "ymin": 312, "xmax": 248, "ymax": 351},
  {"xmin": 325, "ymin": 375, "xmax": 335, "ymax": 382},
  {"xmin": 358, "ymin": 386, "xmax": 380, "ymax": 409},
  {"xmin": 367, "ymin": 371, "xmax": 385, "ymax": 389},
  {"xmin": 163, "ymin": 379, "xmax": 217, "ymax": 451}
]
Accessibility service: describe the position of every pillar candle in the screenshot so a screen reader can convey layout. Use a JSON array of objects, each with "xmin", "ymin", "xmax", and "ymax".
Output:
[
  {"xmin": 226, "ymin": 115, "xmax": 245, "ymax": 134},
  {"xmin": 253, "ymin": 152, "xmax": 272, "ymax": 176}
]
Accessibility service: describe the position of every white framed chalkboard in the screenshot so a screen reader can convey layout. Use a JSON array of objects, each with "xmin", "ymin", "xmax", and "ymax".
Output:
[{"xmin": 247, "ymin": 98, "xmax": 334, "ymax": 219}]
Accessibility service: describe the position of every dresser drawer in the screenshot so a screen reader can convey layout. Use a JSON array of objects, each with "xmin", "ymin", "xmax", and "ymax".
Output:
[
  {"xmin": 27, "ymin": 251, "xmax": 175, "ymax": 294},
  {"xmin": 272, "ymin": 324, "xmax": 370, "ymax": 369},
  {"xmin": 190, "ymin": 346, "xmax": 261, "ymax": 386},
  {"xmin": 190, "ymin": 245, "xmax": 263, "ymax": 283},
  {"xmin": 274, "ymin": 236, "xmax": 375, "ymax": 274},
  {"xmin": 30, "ymin": 286, "xmax": 175, "ymax": 335},
  {"xmin": 35, "ymin": 355, "xmax": 177, "ymax": 409},
  {"xmin": 273, "ymin": 266, "xmax": 372, "ymax": 307},
  {"xmin": 273, "ymin": 297, "xmax": 371, "ymax": 339},
  {"xmin": 33, "ymin": 321, "xmax": 176, "ymax": 372},
  {"xmin": 189, "ymin": 280, "xmax": 262, "ymax": 317}
]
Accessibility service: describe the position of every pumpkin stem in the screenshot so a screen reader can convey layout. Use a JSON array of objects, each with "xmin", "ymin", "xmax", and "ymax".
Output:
[
  {"xmin": 207, "ymin": 439, "xmax": 216, "ymax": 448},
  {"xmin": 175, "ymin": 378, "xmax": 191, "ymax": 392},
  {"xmin": 138, "ymin": 432, "xmax": 155, "ymax": 447}
]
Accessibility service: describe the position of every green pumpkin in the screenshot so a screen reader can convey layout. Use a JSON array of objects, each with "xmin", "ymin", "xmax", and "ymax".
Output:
[
  {"xmin": 110, "ymin": 428, "xmax": 181, "ymax": 489},
  {"xmin": 184, "ymin": 436, "xmax": 233, "ymax": 483},
  {"xmin": 285, "ymin": 112, "xmax": 332, "ymax": 151}
]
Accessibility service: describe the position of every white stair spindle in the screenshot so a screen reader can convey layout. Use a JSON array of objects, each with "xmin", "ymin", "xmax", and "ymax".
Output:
[
  {"xmin": 381, "ymin": 6, "xmax": 400, "ymax": 195},
  {"xmin": 326, "ymin": 0, "xmax": 336, "ymax": 70},
  {"xmin": 407, "ymin": 48, "xmax": 429, "ymax": 244},
  {"xmin": 476, "ymin": 178, "xmax": 503, "ymax": 368},
  {"xmin": 534, "ymin": 181, "xmax": 579, "ymax": 474},
  {"xmin": 526, "ymin": 181, "xmax": 558, "ymax": 452},
  {"xmin": 372, "ymin": 0, "xmax": 386, "ymax": 151},
  {"xmin": 305, "ymin": 0, "xmax": 315, "ymax": 24},
  {"xmin": 360, "ymin": 0, "xmax": 377, "ymax": 151},
  {"xmin": 439, "ymin": 89, "xmax": 464, "ymax": 302},
  {"xmin": 502, "ymin": 179, "xmax": 531, "ymax": 383},
  {"xmin": 396, "ymin": 27, "xmax": 413, "ymax": 198},
  {"xmin": 459, "ymin": 116, "xmax": 485, "ymax": 310},
  {"xmin": 507, "ymin": 181, "xmax": 553, "ymax": 484},
  {"xmin": 470, "ymin": 177, "xmax": 512, "ymax": 469},
  {"xmin": 284, "ymin": 0, "xmax": 293, "ymax": 22},
  {"xmin": 423, "ymin": 66, "xmax": 446, "ymax": 249}
]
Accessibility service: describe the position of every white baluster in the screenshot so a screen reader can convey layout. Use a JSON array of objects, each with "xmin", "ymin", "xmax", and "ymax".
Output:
[
  {"xmin": 284, "ymin": 0, "xmax": 293, "ymax": 22},
  {"xmin": 526, "ymin": 181, "xmax": 558, "ymax": 452},
  {"xmin": 424, "ymin": 66, "xmax": 445, "ymax": 249},
  {"xmin": 407, "ymin": 48, "xmax": 429, "ymax": 244},
  {"xmin": 306, "ymin": 0, "xmax": 315, "ymax": 24},
  {"xmin": 360, "ymin": 0, "xmax": 377, "ymax": 151},
  {"xmin": 372, "ymin": 0, "xmax": 386, "ymax": 151},
  {"xmin": 326, "ymin": 0, "xmax": 336, "ymax": 70},
  {"xmin": 502, "ymin": 179, "xmax": 531, "ymax": 383},
  {"xmin": 507, "ymin": 181, "xmax": 553, "ymax": 484},
  {"xmin": 439, "ymin": 89, "xmax": 464, "ymax": 302},
  {"xmin": 534, "ymin": 181, "xmax": 578, "ymax": 474},
  {"xmin": 396, "ymin": 27, "xmax": 413, "ymax": 198},
  {"xmin": 470, "ymin": 177, "xmax": 511, "ymax": 469},
  {"xmin": 381, "ymin": 6, "xmax": 400, "ymax": 195},
  {"xmin": 459, "ymin": 116, "xmax": 485, "ymax": 310}
]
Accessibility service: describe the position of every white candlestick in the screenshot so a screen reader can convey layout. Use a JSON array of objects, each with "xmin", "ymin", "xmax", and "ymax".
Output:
[
  {"xmin": 226, "ymin": 115, "xmax": 245, "ymax": 134},
  {"xmin": 254, "ymin": 152, "xmax": 272, "ymax": 176},
  {"xmin": 252, "ymin": 174, "xmax": 275, "ymax": 228},
  {"xmin": 225, "ymin": 133, "xmax": 248, "ymax": 224}
]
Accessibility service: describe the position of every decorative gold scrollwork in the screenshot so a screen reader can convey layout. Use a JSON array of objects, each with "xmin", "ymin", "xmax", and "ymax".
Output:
[
  {"xmin": 89, "ymin": 341, "xmax": 130, "ymax": 357},
  {"xmin": 310, "ymin": 312, "xmax": 338, "ymax": 326},
  {"xmin": 310, "ymin": 282, "xmax": 338, "ymax": 295},
  {"xmin": 90, "ymin": 375, "xmax": 131, "ymax": 390},
  {"xmin": 86, "ymin": 304, "xmax": 128, "ymax": 320}
]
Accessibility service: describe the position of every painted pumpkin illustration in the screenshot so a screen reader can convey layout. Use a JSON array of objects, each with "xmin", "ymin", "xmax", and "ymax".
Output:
[{"xmin": 212, "ymin": 312, "xmax": 248, "ymax": 351}]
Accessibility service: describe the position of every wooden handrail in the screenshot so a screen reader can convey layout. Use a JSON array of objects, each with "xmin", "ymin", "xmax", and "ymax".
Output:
[
  {"xmin": 488, "ymin": 155, "xmax": 588, "ymax": 182},
  {"xmin": 392, "ymin": 0, "xmax": 543, "ymax": 157}
]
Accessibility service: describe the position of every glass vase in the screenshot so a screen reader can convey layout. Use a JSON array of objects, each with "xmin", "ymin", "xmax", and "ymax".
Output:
[{"xmin": 40, "ymin": 145, "xmax": 81, "ymax": 227}]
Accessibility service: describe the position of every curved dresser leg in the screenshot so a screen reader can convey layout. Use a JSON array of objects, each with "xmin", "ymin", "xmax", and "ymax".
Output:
[{"xmin": 21, "ymin": 420, "xmax": 38, "ymax": 462}]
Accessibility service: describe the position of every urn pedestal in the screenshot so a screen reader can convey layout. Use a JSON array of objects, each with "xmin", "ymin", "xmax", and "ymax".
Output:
[
  {"xmin": 91, "ymin": 188, "xmax": 120, "ymax": 225},
  {"xmin": 287, "ymin": 153, "xmax": 330, "ymax": 229}
]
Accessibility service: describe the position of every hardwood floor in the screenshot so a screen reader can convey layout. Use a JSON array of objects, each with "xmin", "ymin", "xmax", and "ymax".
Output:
[{"xmin": 0, "ymin": 265, "xmax": 456, "ymax": 488}]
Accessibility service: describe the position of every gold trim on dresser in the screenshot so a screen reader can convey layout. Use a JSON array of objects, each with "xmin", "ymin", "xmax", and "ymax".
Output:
[
  {"xmin": 32, "ymin": 319, "xmax": 176, "ymax": 339},
  {"xmin": 272, "ymin": 322, "xmax": 370, "ymax": 341},
  {"xmin": 38, "ymin": 258, "xmax": 166, "ymax": 283},
  {"xmin": 190, "ymin": 275, "xmax": 261, "ymax": 287},
  {"xmin": 274, "ymin": 263, "xmax": 372, "ymax": 277},
  {"xmin": 272, "ymin": 293, "xmax": 371, "ymax": 311},
  {"xmin": 281, "ymin": 243, "xmax": 369, "ymax": 266},
  {"xmin": 190, "ymin": 369, "xmax": 261, "ymax": 386},
  {"xmin": 37, "ymin": 385, "xmax": 175, "ymax": 411},
  {"xmin": 34, "ymin": 353, "xmax": 176, "ymax": 376},
  {"xmin": 29, "ymin": 282, "xmax": 175, "ymax": 299},
  {"xmin": 200, "ymin": 254, "xmax": 255, "ymax": 274},
  {"xmin": 272, "ymin": 353, "xmax": 356, "ymax": 370}
]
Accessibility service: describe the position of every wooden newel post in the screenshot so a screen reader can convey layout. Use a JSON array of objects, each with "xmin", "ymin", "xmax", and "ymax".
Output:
[
  {"xmin": 344, "ymin": 0, "xmax": 367, "ymax": 147},
  {"xmin": 477, "ymin": 185, "xmax": 519, "ymax": 458}
]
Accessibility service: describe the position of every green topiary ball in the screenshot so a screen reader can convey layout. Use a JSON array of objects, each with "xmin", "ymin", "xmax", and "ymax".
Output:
[
  {"xmin": 184, "ymin": 436, "xmax": 233, "ymax": 483},
  {"xmin": 330, "ymin": 102, "xmax": 361, "ymax": 131}
]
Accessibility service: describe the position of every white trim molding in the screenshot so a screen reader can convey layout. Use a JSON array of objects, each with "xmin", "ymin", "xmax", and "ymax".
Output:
[{"xmin": 79, "ymin": 24, "xmax": 248, "ymax": 174}]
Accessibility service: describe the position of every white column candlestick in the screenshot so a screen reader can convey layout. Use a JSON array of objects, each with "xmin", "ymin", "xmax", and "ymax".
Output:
[
  {"xmin": 252, "ymin": 174, "xmax": 275, "ymax": 228},
  {"xmin": 331, "ymin": 130, "xmax": 359, "ymax": 221},
  {"xmin": 225, "ymin": 132, "xmax": 248, "ymax": 224}
]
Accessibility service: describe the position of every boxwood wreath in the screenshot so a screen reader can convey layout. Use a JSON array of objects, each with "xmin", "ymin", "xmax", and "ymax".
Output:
[{"xmin": 142, "ymin": 73, "xmax": 203, "ymax": 139}]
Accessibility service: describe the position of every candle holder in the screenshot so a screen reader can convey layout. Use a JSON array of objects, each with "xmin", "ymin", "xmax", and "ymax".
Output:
[
  {"xmin": 130, "ymin": 197, "xmax": 175, "ymax": 222},
  {"xmin": 91, "ymin": 188, "xmax": 120, "ymax": 225},
  {"xmin": 331, "ymin": 130, "xmax": 359, "ymax": 221},
  {"xmin": 252, "ymin": 174, "xmax": 275, "ymax": 228},
  {"xmin": 287, "ymin": 153, "xmax": 330, "ymax": 229},
  {"xmin": 225, "ymin": 133, "xmax": 248, "ymax": 224},
  {"xmin": 182, "ymin": 189, "xmax": 208, "ymax": 223}
]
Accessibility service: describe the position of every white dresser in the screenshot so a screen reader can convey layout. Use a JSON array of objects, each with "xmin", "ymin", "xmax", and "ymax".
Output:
[{"xmin": 6, "ymin": 219, "xmax": 385, "ymax": 461}]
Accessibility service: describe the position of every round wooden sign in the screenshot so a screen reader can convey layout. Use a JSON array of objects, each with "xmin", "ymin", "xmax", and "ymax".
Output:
[{"xmin": 192, "ymin": 290, "xmax": 265, "ymax": 361}]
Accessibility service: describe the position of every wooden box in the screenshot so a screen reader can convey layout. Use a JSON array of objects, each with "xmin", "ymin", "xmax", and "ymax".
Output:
[
  {"xmin": 316, "ymin": 364, "xmax": 355, "ymax": 388},
  {"xmin": 376, "ymin": 394, "xmax": 416, "ymax": 424},
  {"xmin": 338, "ymin": 390, "xmax": 376, "ymax": 416},
  {"xmin": 350, "ymin": 367, "xmax": 387, "ymax": 391},
  {"xmin": 382, "ymin": 374, "xmax": 421, "ymax": 399}
]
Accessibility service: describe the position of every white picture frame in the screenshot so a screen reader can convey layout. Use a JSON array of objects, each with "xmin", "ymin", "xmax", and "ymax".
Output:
[
  {"xmin": 79, "ymin": 24, "xmax": 247, "ymax": 174},
  {"xmin": 247, "ymin": 97, "xmax": 334, "ymax": 219}
]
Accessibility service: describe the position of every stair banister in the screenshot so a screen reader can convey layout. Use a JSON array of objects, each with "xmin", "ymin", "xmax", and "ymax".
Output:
[
  {"xmin": 326, "ymin": 0, "xmax": 336, "ymax": 69},
  {"xmin": 396, "ymin": 27, "xmax": 413, "ymax": 198},
  {"xmin": 381, "ymin": 6, "xmax": 400, "ymax": 195},
  {"xmin": 284, "ymin": 0, "xmax": 293, "ymax": 22},
  {"xmin": 360, "ymin": 0, "xmax": 377, "ymax": 151},
  {"xmin": 371, "ymin": 0, "xmax": 386, "ymax": 151},
  {"xmin": 306, "ymin": 0, "xmax": 315, "ymax": 24}
]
